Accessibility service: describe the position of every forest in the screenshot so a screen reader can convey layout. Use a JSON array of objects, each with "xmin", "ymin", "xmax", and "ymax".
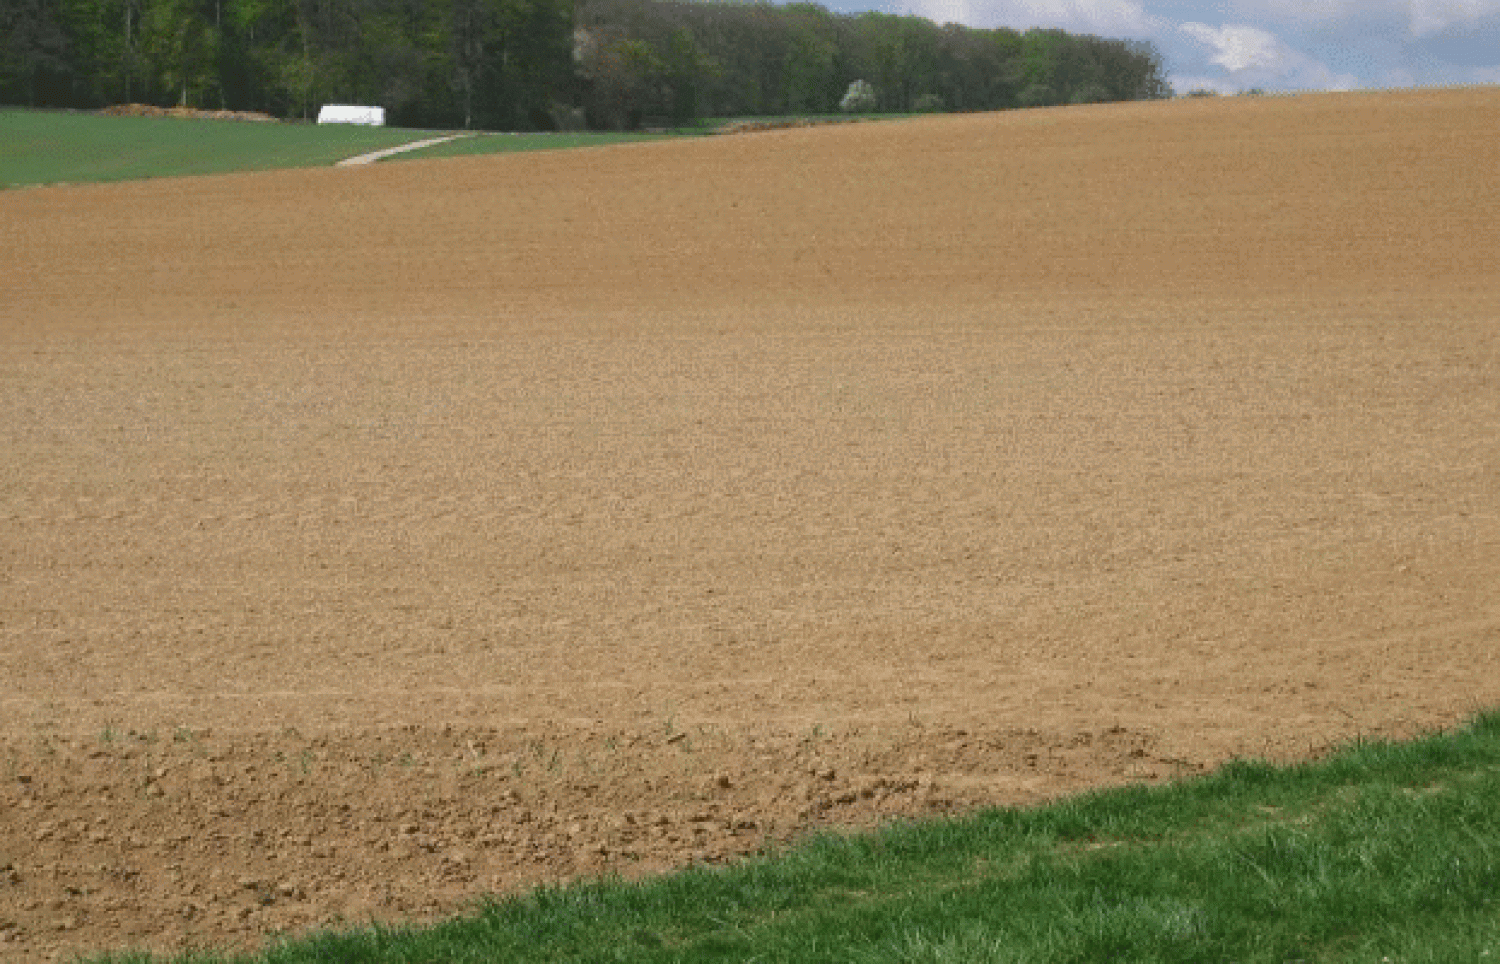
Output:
[{"xmin": 2, "ymin": 0, "xmax": 1173, "ymax": 129}]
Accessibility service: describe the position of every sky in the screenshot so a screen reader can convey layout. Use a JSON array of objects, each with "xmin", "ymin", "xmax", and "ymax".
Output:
[{"xmin": 826, "ymin": 0, "xmax": 1500, "ymax": 94}]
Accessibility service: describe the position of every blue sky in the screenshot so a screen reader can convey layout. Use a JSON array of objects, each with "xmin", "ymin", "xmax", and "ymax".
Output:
[{"xmin": 825, "ymin": 0, "xmax": 1500, "ymax": 94}]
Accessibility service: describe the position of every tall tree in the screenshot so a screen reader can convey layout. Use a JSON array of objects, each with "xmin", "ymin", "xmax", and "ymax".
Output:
[
  {"xmin": 657, "ymin": 26, "xmax": 712, "ymax": 122},
  {"xmin": 781, "ymin": 5, "xmax": 838, "ymax": 113},
  {"xmin": 1017, "ymin": 28, "xmax": 1066, "ymax": 106},
  {"xmin": 3, "ymin": 0, "xmax": 1169, "ymax": 126},
  {"xmin": 576, "ymin": 28, "xmax": 661, "ymax": 129},
  {"xmin": 1, "ymin": 0, "xmax": 73, "ymax": 106},
  {"xmin": 140, "ymin": 0, "xmax": 220, "ymax": 105},
  {"xmin": 449, "ymin": 0, "xmax": 509, "ymax": 128}
]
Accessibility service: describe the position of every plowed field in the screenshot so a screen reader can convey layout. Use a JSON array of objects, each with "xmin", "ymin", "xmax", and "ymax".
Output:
[{"xmin": 3, "ymin": 87, "xmax": 1500, "ymax": 960}]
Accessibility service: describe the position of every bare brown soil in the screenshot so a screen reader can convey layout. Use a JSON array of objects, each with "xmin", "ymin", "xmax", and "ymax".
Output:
[{"xmin": 3, "ymin": 87, "xmax": 1500, "ymax": 960}]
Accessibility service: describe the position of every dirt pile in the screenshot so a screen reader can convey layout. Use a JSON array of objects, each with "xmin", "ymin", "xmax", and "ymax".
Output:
[{"xmin": 99, "ymin": 103, "xmax": 279, "ymax": 122}]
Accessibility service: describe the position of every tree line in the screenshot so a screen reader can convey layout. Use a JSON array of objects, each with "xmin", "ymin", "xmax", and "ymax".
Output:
[{"xmin": 2, "ymin": 0, "xmax": 1173, "ymax": 129}]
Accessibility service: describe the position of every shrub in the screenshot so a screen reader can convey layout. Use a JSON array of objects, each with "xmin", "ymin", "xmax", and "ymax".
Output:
[
  {"xmin": 840, "ymin": 80, "xmax": 878, "ymax": 113},
  {"xmin": 1017, "ymin": 84, "xmax": 1058, "ymax": 108},
  {"xmin": 1069, "ymin": 84, "xmax": 1111, "ymax": 105},
  {"xmin": 912, "ymin": 93, "xmax": 944, "ymax": 113}
]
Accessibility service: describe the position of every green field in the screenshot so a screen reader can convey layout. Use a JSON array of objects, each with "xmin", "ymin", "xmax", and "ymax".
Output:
[
  {"xmin": 88, "ymin": 712, "xmax": 1500, "ymax": 963},
  {"xmin": 0, "ymin": 110, "xmax": 912, "ymax": 186},
  {"xmin": 348, "ymin": 116, "xmax": 910, "ymax": 162},
  {"xmin": 0, "ymin": 110, "xmax": 458, "ymax": 187},
  {"xmin": 386, "ymin": 130, "xmax": 675, "ymax": 162},
  {"xmin": 0, "ymin": 112, "xmax": 713, "ymax": 185},
  {"xmin": 0, "ymin": 110, "xmax": 681, "ymax": 188}
]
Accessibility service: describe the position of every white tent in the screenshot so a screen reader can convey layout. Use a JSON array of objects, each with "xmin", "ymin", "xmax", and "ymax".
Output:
[{"xmin": 317, "ymin": 105, "xmax": 386, "ymax": 126}]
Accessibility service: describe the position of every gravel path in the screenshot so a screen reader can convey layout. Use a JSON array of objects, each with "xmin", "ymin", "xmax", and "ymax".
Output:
[{"xmin": 335, "ymin": 133, "xmax": 475, "ymax": 166}]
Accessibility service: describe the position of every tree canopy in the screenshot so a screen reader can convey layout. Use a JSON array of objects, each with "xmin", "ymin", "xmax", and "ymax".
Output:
[{"xmin": 1, "ymin": 0, "xmax": 1172, "ymax": 128}]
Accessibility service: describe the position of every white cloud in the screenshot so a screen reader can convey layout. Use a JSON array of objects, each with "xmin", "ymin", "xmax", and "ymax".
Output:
[
  {"xmin": 1290, "ymin": 61, "xmax": 1363, "ymax": 90},
  {"xmin": 1380, "ymin": 66, "xmax": 1421, "ymax": 87},
  {"xmin": 1228, "ymin": 0, "xmax": 1500, "ymax": 36},
  {"xmin": 1165, "ymin": 74, "xmax": 1236, "ymax": 95},
  {"xmin": 897, "ymin": 0, "xmax": 1154, "ymax": 35},
  {"xmin": 1003, "ymin": 0, "xmax": 1153, "ymax": 32},
  {"xmin": 1179, "ymin": 22, "xmax": 1284, "ymax": 71},
  {"xmin": 1221, "ymin": 0, "xmax": 1379, "ymax": 25},
  {"xmin": 1177, "ymin": 21, "xmax": 1360, "ymax": 91},
  {"xmin": 863, "ymin": 0, "xmax": 1500, "ymax": 92},
  {"xmin": 905, "ymin": 0, "xmax": 974, "ymax": 24},
  {"xmin": 1409, "ymin": 0, "xmax": 1500, "ymax": 36}
]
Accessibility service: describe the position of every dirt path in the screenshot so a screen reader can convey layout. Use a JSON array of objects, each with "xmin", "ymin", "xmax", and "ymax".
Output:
[{"xmin": 2, "ymin": 87, "xmax": 1499, "ymax": 961}]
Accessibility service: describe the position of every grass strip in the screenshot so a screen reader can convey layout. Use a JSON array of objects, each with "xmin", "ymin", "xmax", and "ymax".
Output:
[
  {"xmin": 0, "ymin": 110, "xmax": 908, "ymax": 185},
  {"xmin": 89, "ymin": 711, "xmax": 1500, "ymax": 963},
  {"xmin": 378, "ymin": 117, "xmax": 914, "ymax": 163},
  {"xmin": 382, "ymin": 131, "xmax": 674, "ymax": 162},
  {"xmin": 0, "ymin": 110, "xmax": 444, "ymax": 187}
]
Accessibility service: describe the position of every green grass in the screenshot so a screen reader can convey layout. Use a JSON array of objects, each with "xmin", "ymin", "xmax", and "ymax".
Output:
[
  {"xmin": 385, "ymin": 130, "xmax": 674, "ymax": 162},
  {"xmin": 0, "ymin": 110, "xmax": 913, "ymax": 186},
  {"xmin": 0, "ymin": 109, "xmax": 447, "ymax": 187},
  {"xmin": 382, "ymin": 114, "xmax": 914, "ymax": 163},
  {"xmin": 708, "ymin": 112, "xmax": 909, "ymax": 125},
  {"xmin": 86, "ymin": 710, "xmax": 1500, "ymax": 963}
]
